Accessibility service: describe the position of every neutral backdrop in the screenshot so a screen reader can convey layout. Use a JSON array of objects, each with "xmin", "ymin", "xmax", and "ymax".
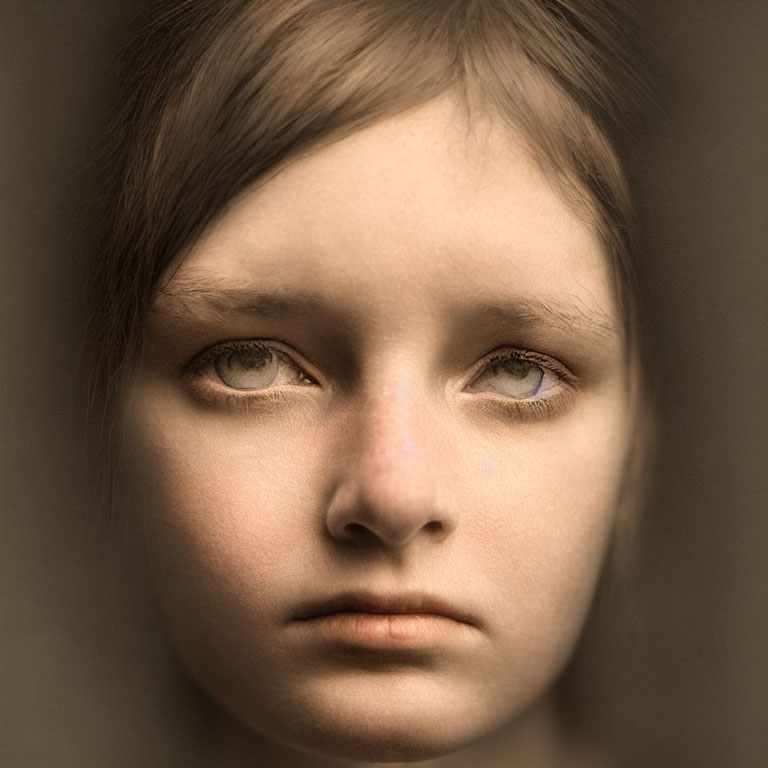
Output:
[{"xmin": 2, "ymin": 2, "xmax": 766, "ymax": 766}]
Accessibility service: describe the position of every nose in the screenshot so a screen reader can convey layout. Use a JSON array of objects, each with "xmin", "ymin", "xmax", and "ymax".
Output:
[{"xmin": 325, "ymin": 382, "xmax": 456, "ymax": 549}]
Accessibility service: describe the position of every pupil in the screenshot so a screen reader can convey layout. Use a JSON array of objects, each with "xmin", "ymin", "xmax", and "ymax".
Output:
[
  {"xmin": 499, "ymin": 359, "xmax": 532, "ymax": 379},
  {"xmin": 233, "ymin": 348, "xmax": 271, "ymax": 370}
]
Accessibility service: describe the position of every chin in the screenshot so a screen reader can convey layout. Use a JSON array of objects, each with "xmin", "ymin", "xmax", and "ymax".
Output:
[
  {"xmin": 260, "ymin": 714, "xmax": 479, "ymax": 764},
  {"xmin": 222, "ymin": 673, "xmax": 514, "ymax": 764},
  {"xmin": 292, "ymin": 730, "xmax": 457, "ymax": 763}
]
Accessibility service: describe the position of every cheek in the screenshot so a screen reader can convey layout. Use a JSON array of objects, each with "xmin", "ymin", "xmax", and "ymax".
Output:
[
  {"xmin": 131, "ymin": 385, "xmax": 625, "ymax": 586},
  {"xmin": 124, "ymin": 374, "xmax": 630, "ymax": 737},
  {"xmin": 467, "ymin": 397, "xmax": 629, "ymax": 664},
  {"xmin": 125, "ymin": 390, "xmax": 324, "ymax": 635}
]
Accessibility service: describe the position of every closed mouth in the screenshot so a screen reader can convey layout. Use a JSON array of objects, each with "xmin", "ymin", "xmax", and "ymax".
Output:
[{"xmin": 292, "ymin": 591, "xmax": 478, "ymax": 627}]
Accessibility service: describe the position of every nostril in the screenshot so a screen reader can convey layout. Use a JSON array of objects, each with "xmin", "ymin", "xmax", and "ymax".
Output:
[
  {"xmin": 337, "ymin": 519, "xmax": 445, "ymax": 546},
  {"xmin": 344, "ymin": 522, "xmax": 376, "ymax": 541},
  {"xmin": 325, "ymin": 474, "xmax": 456, "ymax": 547}
]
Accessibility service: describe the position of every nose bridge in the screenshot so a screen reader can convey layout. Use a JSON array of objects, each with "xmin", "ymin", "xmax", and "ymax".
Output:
[
  {"xmin": 353, "ymin": 376, "xmax": 443, "ymax": 521},
  {"xmin": 326, "ymin": 370, "xmax": 453, "ymax": 548},
  {"xmin": 360, "ymin": 381, "xmax": 424, "ymax": 483}
]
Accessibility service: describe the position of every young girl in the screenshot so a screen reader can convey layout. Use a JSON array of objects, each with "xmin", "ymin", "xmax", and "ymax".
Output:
[{"xmin": 86, "ymin": 1, "xmax": 651, "ymax": 765}]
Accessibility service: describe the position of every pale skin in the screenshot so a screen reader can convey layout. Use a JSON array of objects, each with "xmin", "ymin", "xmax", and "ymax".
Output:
[{"xmin": 124, "ymin": 95, "xmax": 632, "ymax": 767}]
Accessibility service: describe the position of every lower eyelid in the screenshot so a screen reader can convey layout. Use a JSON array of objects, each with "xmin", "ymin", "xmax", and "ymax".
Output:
[
  {"xmin": 184, "ymin": 377, "xmax": 298, "ymax": 410},
  {"xmin": 466, "ymin": 389, "xmax": 575, "ymax": 421},
  {"xmin": 465, "ymin": 357, "xmax": 574, "ymax": 404}
]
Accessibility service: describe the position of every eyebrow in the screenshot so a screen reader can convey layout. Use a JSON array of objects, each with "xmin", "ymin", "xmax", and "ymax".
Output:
[
  {"xmin": 153, "ymin": 277, "xmax": 620, "ymax": 342},
  {"xmin": 462, "ymin": 296, "xmax": 620, "ymax": 343},
  {"xmin": 153, "ymin": 281, "xmax": 330, "ymax": 322}
]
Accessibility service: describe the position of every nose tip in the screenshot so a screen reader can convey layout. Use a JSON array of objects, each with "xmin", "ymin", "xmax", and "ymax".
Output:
[
  {"xmin": 326, "ymin": 479, "xmax": 450, "ymax": 548},
  {"xmin": 325, "ymin": 386, "xmax": 455, "ymax": 549}
]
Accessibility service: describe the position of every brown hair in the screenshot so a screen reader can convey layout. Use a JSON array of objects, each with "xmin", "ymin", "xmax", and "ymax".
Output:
[{"xmin": 85, "ymin": 0, "xmax": 650, "ymax": 527}]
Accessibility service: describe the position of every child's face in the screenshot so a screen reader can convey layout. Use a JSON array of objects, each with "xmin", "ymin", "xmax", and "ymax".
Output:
[{"xmin": 126, "ymin": 96, "xmax": 632, "ymax": 761}]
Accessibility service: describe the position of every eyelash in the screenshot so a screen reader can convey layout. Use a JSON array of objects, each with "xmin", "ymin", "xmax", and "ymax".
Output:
[
  {"xmin": 186, "ymin": 340, "xmax": 316, "ymax": 406},
  {"xmin": 465, "ymin": 348, "xmax": 575, "ymax": 420},
  {"xmin": 186, "ymin": 340, "xmax": 575, "ymax": 416}
]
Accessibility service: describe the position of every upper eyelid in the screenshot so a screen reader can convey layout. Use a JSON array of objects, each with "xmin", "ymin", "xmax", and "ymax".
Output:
[
  {"xmin": 468, "ymin": 347, "xmax": 575, "ymax": 385},
  {"xmin": 188, "ymin": 339, "xmax": 309, "ymax": 374}
]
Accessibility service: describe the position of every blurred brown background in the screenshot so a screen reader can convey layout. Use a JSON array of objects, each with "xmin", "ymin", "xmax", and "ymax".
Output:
[{"xmin": 1, "ymin": 2, "xmax": 766, "ymax": 766}]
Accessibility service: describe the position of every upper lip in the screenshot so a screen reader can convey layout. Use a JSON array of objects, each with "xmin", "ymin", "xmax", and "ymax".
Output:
[{"xmin": 292, "ymin": 591, "xmax": 479, "ymax": 627}]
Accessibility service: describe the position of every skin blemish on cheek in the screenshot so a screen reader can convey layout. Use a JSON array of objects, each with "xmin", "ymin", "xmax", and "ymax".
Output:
[
  {"xmin": 402, "ymin": 438, "xmax": 418, "ymax": 459},
  {"xmin": 479, "ymin": 454, "xmax": 499, "ymax": 478}
]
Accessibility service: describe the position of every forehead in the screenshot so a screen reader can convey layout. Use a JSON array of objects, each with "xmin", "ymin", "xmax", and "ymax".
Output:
[{"xmin": 160, "ymin": 96, "xmax": 618, "ymax": 340}]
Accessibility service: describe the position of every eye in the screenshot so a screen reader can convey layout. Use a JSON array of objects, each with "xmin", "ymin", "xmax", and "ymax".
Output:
[
  {"xmin": 190, "ymin": 340, "xmax": 316, "ymax": 392},
  {"xmin": 467, "ymin": 350, "xmax": 566, "ymax": 401}
]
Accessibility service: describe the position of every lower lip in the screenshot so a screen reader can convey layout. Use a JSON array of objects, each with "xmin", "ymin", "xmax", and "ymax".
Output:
[{"xmin": 296, "ymin": 612, "xmax": 470, "ymax": 649}]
